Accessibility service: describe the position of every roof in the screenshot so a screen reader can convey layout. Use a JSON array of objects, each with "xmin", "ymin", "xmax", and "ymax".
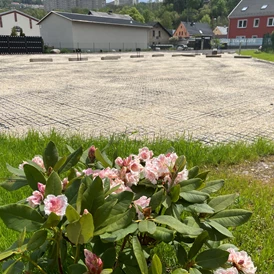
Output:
[
  {"xmin": 215, "ymin": 26, "xmax": 228, "ymax": 35},
  {"xmin": 228, "ymin": 0, "xmax": 274, "ymax": 18},
  {"xmin": 38, "ymin": 11, "xmax": 151, "ymax": 29},
  {"xmin": 146, "ymin": 21, "xmax": 172, "ymax": 37},
  {"xmin": 182, "ymin": 21, "xmax": 213, "ymax": 36},
  {"xmin": 0, "ymin": 9, "xmax": 39, "ymax": 21}
]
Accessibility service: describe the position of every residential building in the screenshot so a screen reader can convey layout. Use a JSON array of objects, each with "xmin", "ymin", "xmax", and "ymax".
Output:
[
  {"xmin": 114, "ymin": 0, "xmax": 138, "ymax": 5},
  {"xmin": 38, "ymin": 10, "xmax": 151, "ymax": 51},
  {"xmin": 0, "ymin": 9, "xmax": 40, "ymax": 36},
  {"xmin": 228, "ymin": 0, "xmax": 274, "ymax": 38},
  {"xmin": 147, "ymin": 22, "xmax": 172, "ymax": 46},
  {"xmin": 44, "ymin": 0, "xmax": 106, "ymax": 12},
  {"xmin": 213, "ymin": 26, "xmax": 228, "ymax": 38},
  {"xmin": 173, "ymin": 21, "xmax": 213, "ymax": 49}
]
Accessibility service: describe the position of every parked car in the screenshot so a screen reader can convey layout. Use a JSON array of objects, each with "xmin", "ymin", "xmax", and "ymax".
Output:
[{"xmin": 177, "ymin": 44, "xmax": 188, "ymax": 51}]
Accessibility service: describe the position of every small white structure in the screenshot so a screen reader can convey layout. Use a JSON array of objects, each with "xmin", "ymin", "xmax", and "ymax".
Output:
[
  {"xmin": 38, "ymin": 11, "xmax": 151, "ymax": 51},
  {"xmin": 0, "ymin": 10, "xmax": 40, "ymax": 36}
]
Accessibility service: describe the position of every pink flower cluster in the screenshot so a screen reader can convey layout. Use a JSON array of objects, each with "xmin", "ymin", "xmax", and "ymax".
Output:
[
  {"xmin": 134, "ymin": 195, "xmax": 151, "ymax": 219},
  {"xmin": 19, "ymin": 155, "xmax": 45, "ymax": 171},
  {"xmin": 27, "ymin": 183, "xmax": 68, "ymax": 218},
  {"xmin": 84, "ymin": 249, "xmax": 103, "ymax": 274},
  {"xmin": 214, "ymin": 248, "xmax": 257, "ymax": 274}
]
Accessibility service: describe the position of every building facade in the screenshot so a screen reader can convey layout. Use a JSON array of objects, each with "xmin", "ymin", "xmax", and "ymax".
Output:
[
  {"xmin": 38, "ymin": 11, "xmax": 151, "ymax": 51},
  {"xmin": 228, "ymin": 0, "xmax": 274, "ymax": 38},
  {"xmin": 147, "ymin": 22, "xmax": 172, "ymax": 46},
  {"xmin": 0, "ymin": 10, "xmax": 40, "ymax": 36}
]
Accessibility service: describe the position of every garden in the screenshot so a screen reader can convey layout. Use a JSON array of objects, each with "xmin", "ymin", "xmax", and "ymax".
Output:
[{"xmin": 0, "ymin": 132, "xmax": 273, "ymax": 274}]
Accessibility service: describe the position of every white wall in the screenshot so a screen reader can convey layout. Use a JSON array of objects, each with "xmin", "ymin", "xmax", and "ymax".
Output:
[
  {"xmin": 71, "ymin": 21, "xmax": 150, "ymax": 50},
  {"xmin": 0, "ymin": 11, "xmax": 40, "ymax": 36},
  {"xmin": 39, "ymin": 13, "xmax": 73, "ymax": 48}
]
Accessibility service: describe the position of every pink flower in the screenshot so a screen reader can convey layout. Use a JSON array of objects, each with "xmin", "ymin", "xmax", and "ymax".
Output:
[
  {"xmin": 44, "ymin": 194, "xmax": 68, "ymax": 217},
  {"xmin": 18, "ymin": 161, "xmax": 28, "ymax": 170},
  {"xmin": 32, "ymin": 156, "xmax": 45, "ymax": 170},
  {"xmin": 115, "ymin": 157, "xmax": 124, "ymax": 167},
  {"xmin": 62, "ymin": 178, "xmax": 69, "ymax": 190},
  {"xmin": 37, "ymin": 182, "xmax": 46, "ymax": 195},
  {"xmin": 84, "ymin": 249, "xmax": 103, "ymax": 274},
  {"xmin": 227, "ymin": 248, "xmax": 257, "ymax": 274},
  {"xmin": 134, "ymin": 196, "xmax": 151, "ymax": 219},
  {"xmin": 214, "ymin": 267, "xmax": 239, "ymax": 274},
  {"xmin": 88, "ymin": 145, "xmax": 97, "ymax": 162},
  {"xmin": 138, "ymin": 147, "xmax": 153, "ymax": 161},
  {"xmin": 174, "ymin": 167, "xmax": 188, "ymax": 184},
  {"xmin": 27, "ymin": 191, "xmax": 44, "ymax": 207}
]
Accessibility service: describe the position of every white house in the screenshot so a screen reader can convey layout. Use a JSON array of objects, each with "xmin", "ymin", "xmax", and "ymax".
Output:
[
  {"xmin": 38, "ymin": 11, "xmax": 151, "ymax": 51},
  {"xmin": 0, "ymin": 10, "xmax": 40, "ymax": 36}
]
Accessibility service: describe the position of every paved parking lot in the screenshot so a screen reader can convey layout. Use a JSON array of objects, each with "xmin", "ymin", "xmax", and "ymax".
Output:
[{"xmin": 1, "ymin": 52, "xmax": 274, "ymax": 143}]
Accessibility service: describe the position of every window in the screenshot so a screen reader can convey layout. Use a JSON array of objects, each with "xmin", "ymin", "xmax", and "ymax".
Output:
[
  {"xmin": 267, "ymin": 18, "xmax": 274, "ymax": 26},
  {"xmin": 236, "ymin": 36, "xmax": 246, "ymax": 39},
  {"xmin": 252, "ymin": 35, "xmax": 258, "ymax": 38},
  {"xmin": 253, "ymin": 18, "xmax": 259, "ymax": 27},
  {"xmin": 261, "ymin": 4, "xmax": 268, "ymax": 9},
  {"xmin": 241, "ymin": 6, "xmax": 248, "ymax": 11},
  {"xmin": 158, "ymin": 30, "xmax": 161, "ymax": 37},
  {"xmin": 238, "ymin": 19, "xmax": 247, "ymax": 28},
  {"xmin": 152, "ymin": 30, "xmax": 155, "ymax": 37}
]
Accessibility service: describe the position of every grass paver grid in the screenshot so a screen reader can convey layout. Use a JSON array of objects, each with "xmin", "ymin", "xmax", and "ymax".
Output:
[{"xmin": 1, "ymin": 52, "xmax": 274, "ymax": 143}]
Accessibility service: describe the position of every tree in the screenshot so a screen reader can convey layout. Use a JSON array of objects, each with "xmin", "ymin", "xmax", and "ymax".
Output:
[
  {"xmin": 160, "ymin": 10, "xmax": 173, "ymax": 29},
  {"xmin": 10, "ymin": 26, "xmax": 18, "ymax": 36},
  {"xmin": 19, "ymin": 28, "xmax": 25, "ymax": 37},
  {"xmin": 200, "ymin": 14, "xmax": 211, "ymax": 25},
  {"xmin": 119, "ymin": 6, "xmax": 145, "ymax": 23},
  {"xmin": 143, "ymin": 9, "xmax": 154, "ymax": 23},
  {"xmin": 210, "ymin": 0, "xmax": 227, "ymax": 18}
]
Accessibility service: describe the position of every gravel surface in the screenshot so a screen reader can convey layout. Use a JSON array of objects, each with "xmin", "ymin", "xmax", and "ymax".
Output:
[{"xmin": 1, "ymin": 52, "xmax": 274, "ymax": 143}]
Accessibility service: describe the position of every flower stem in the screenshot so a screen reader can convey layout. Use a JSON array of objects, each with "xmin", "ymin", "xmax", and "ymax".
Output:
[
  {"xmin": 74, "ymin": 244, "xmax": 80, "ymax": 264},
  {"xmin": 22, "ymin": 254, "xmax": 47, "ymax": 274}
]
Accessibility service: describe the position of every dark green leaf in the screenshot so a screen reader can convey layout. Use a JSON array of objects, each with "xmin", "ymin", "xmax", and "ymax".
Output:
[
  {"xmin": 200, "ymin": 180, "xmax": 224, "ymax": 194},
  {"xmin": 188, "ymin": 231, "xmax": 208, "ymax": 259},
  {"xmin": 3, "ymin": 260, "xmax": 24, "ymax": 274},
  {"xmin": 27, "ymin": 230, "xmax": 47, "ymax": 251},
  {"xmin": 45, "ymin": 171, "xmax": 62, "ymax": 196},
  {"xmin": 6, "ymin": 163, "xmax": 25, "ymax": 177},
  {"xmin": 59, "ymin": 146, "xmax": 83, "ymax": 174},
  {"xmin": 208, "ymin": 194, "xmax": 237, "ymax": 213},
  {"xmin": 132, "ymin": 236, "xmax": 148, "ymax": 274},
  {"xmin": 195, "ymin": 249, "xmax": 229, "ymax": 269},
  {"xmin": 42, "ymin": 212, "xmax": 61, "ymax": 228},
  {"xmin": 150, "ymin": 226, "xmax": 174, "ymax": 243},
  {"xmin": 0, "ymin": 177, "xmax": 28, "ymax": 191},
  {"xmin": 210, "ymin": 209, "xmax": 252, "ymax": 227},
  {"xmin": 53, "ymin": 156, "xmax": 67, "ymax": 172},
  {"xmin": 180, "ymin": 178, "xmax": 203, "ymax": 192},
  {"xmin": 175, "ymin": 243, "xmax": 188, "ymax": 265},
  {"xmin": 188, "ymin": 166, "xmax": 199, "ymax": 179},
  {"xmin": 180, "ymin": 191, "xmax": 209, "ymax": 203},
  {"xmin": 139, "ymin": 220, "xmax": 156, "ymax": 234},
  {"xmin": 23, "ymin": 164, "xmax": 46, "ymax": 190},
  {"xmin": 170, "ymin": 184, "xmax": 180, "ymax": 203},
  {"xmin": 68, "ymin": 264, "xmax": 87, "ymax": 274},
  {"xmin": 206, "ymin": 220, "xmax": 233, "ymax": 238},
  {"xmin": 0, "ymin": 204, "xmax": 44, "ymax": 232},
  {"xmin": 187, "ymin": 203, "xmax": 214, "ymax": 214},
  {"xmin": 101, "ymin": 247, "xmax": 117, "ymax": 268},
  {"xmin": 95, "ymin": 148, "xmax": 112, "ymax": 168},
  {"xmin": 196, "ymin": 171, "xmax": 210, "ymax": 181},
  {"xmin": 149, "ymin": 189, "xmax": 164, "ymax": 210},
  {"xmin": 43, "ymin": 141, "xmax": 59, "ymax": 171}
]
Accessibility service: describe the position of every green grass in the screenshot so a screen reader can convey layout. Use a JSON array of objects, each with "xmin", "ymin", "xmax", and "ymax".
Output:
[
  {"xmin": 0, "ymin": 131, "xmax": 274, "ymax": 273},
  {"xmin": 240, "ymin": 49, "xmax": 274, "ymax": 62}
]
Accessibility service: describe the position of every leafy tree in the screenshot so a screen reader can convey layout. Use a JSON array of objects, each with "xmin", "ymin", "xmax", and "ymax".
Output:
[
  {"xmin": 200, "ymin": 14, "xmax": 211, "ymax": 25},
  {"xmin": 119, "ymin": 6, "xmax": 145, "ymax": 23},
  {"xmin": 210, "ymin": 0, "xmax": 227, "ymax": 18},
  {"xmin": 0, "ymin": 0, "xmax": 10, "ymax": 8},
  {"xmin": 19, "ymin": 28, "xmax": 25, "ymax": 36},
  {"xmin": 10, "ymin": 26, "xmax": 18, "ymax": 36},
  {"xmin": 160, "ymin": 10, "xmax": 173, "ymax": 29},
  {"xmin": 143, "ymin": 9, "xmax": 155, "ymax": 23}
]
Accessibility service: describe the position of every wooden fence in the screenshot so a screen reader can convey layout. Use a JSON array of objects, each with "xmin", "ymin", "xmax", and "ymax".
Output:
[{"xmin": 0, "ymin": 35, "xmax": 43, "ymax": 54}]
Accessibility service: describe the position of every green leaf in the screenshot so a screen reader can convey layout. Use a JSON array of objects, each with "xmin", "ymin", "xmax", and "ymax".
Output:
[
  {"xmin": 43, "ymin": 141, "xmax": 59, "ymax": 171},
  {"xmin": 68, "ymin": 264, "xmax": 87, "ymax": 274},
  {"xmin": 180, "ymin": 179, "xmax": 203, "ymax": 192},
  {"xmin": 42, "ymin": 212, "xmax": 61, "ymax": 228},
  {"xmin": 0, "ymin": 177, "xmax": 28, "ymax": 191},
  {"xmin": 149, "ymin": 189, "xmax": 164, "ymax": 210},
  {"xmin": 95, "ymin": 148, "xmax": 112, "ymax": 168},
  {"xmin": 101, "ymin": 269, "xmax": 113, "ymax": 274},
  {"xmin": 23, "ymin": 164, "xmax": 46, "ymax": 190},
  {"xmin": 45, "ymin": 171, "xmax": 62, "ymax": 196},
  {"xmin": 79, "ymin": 212, "xmax": 94, "ymax": 243},
  {"xmin": 0, "ymin": 204, "xmax": 44, "ymax": 232},
  {"xmin": 132, "ymin": 236, "xmax": 148, "ymax": 274},
  {"xmin": 66, "ymin": 205, "xmax": 80, "ymax": 223},
  {"xmin": 172, "ymin": 269, "xmax": 189, "ymax": 274},
  {"xmin": 206, "ymin": 220, "xmax": 233, "ymax": 238},
  {"xmin": 27, "ymin": 230, "xmax": 47, "ymax": 251},
  {"xmin": 189, "ymin": 269, "xmax": 202, "ymax": 274},
  {"xmin": 154, "ymin": 216, "xmax": 203, "ymax": 236},
  {"xmin": 101, "ymin": 247, "xmax": 116, "ymax": 268},
  {"xmin": 0, "ymin": 250, "xmax": 16, "ymax": 261},
  {"xmin": 208, "ymin": 194, "xmax": 237, "ymax": 213},
  {"xmin": 195, "ymin": 249, "xmax": 229, "ymax": 269},
  {"xmin": 210, "ymin": 209, "xmax": 252, "ymax": 227},
  {"xmin": 187, "ymin": 203, "xmax": 214, "ymax": 214},
  {"xmin": 76, "ymin": 182, "xmax": 86, "ymax": 214},
  {"xmin": 53, "ymin": 156, "xmax": 67, "ymax": 172},
  {"xmin": 196, "ymin": 171, "xmax": 210, "ymax": 181},
  {"xmin": 162, "ymin": 195, "xmax": 171, "ymax": 208},
  {"xmin": 151, "ymin": 254, "xmax": 162, "ymax": 274},
  {"xmin": 180, "ymin": 191, "xmax": 209, "ymax": 203},
  {"xmin": 175, "ymin": 155, "xmax": 186, "ymax": 172},
  {"xmin": 59, "ymin": 146, "xmax": 83, "ymax": 174},
  {"xmin": 3, "ymin": 260, "xmax": 24, "ymax": 274},
  {"xmin": 150, "ymin": 227, "xmax": 174, "ymax": 243},
  {"xmin": 6, "ymin": 163, "xmax": 25, "ymax": 177},
  {"xmin": 200, "ymin": 180, "xmax": 224, "ymax": 194},
  {"xmin": 139, "ymin": 220, "xmax": 156, "ymax": 234},
  {"xmin": 188, "ymin": 166, "xmax": 199, "ymax": 179},
  {"xmin": 170, "ymin": 184, "xmax": 180, "ymax": 203},
  {"xmin": 188, "ymin": 231, "xmax": 208, "ymax": 259},
  {"xmin": 175, "ymin": 243, "xmax": 188, "ymax": 265},
  {"xmin": 17, "ymin": 227, "xmax": 26, "ymax": 248},
  {"xmin": 100, "ymin": 223, "xmax": 138, "ymax": 242}
]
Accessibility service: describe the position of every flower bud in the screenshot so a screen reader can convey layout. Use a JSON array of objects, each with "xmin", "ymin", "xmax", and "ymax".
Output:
[{"xmin": 84, "ymin": 249, "xmax": 103, "ymax": 274}]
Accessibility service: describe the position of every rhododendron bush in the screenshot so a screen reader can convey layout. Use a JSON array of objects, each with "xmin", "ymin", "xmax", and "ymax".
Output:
[{"xmin": 0, "ymin": 141, "xmax": 256, "ymax": 274}]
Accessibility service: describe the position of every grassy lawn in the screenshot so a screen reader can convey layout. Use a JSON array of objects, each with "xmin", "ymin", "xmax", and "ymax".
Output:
[
  {"xmin": 239, "ymin": 49, "xmax": 274, "ymax": 62},
  {"xmin": 0, "ymin": 131, "xmax": 274, "ymax": 273}
]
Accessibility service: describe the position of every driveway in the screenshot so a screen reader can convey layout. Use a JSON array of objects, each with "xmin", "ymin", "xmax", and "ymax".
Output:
[{"xmin": 1, "ymin": 52, "xmax": 274, "ymax": 143}]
